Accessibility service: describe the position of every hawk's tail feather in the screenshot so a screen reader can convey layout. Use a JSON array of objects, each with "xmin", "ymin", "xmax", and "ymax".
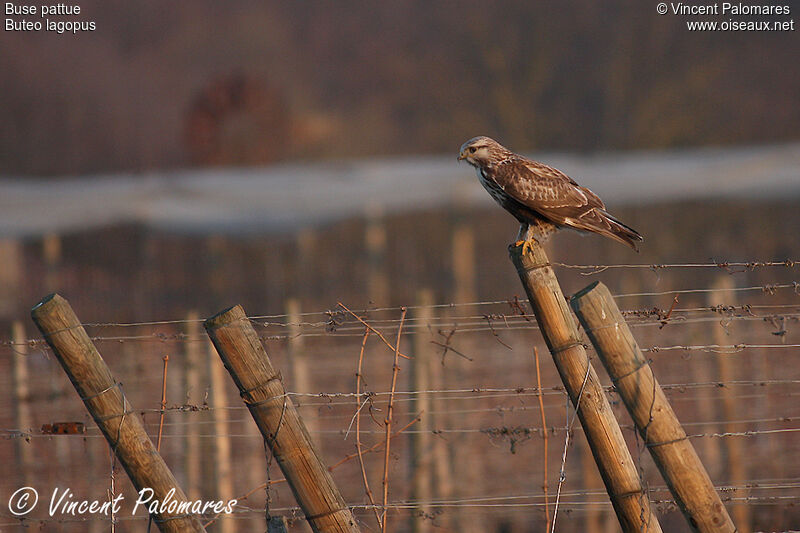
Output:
[{"xmin": 599, "ymin": 210, "xmax": 644, "ymax": 252}]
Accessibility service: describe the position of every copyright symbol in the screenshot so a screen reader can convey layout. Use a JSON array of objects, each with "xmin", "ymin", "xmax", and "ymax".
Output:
[
  {"xmin": 8, "ymin": 487, "xmax": 38, "ymax": 516},
  {"xmin": 656, "ymin": 3, "xmax": 668, "ymax": 14}
]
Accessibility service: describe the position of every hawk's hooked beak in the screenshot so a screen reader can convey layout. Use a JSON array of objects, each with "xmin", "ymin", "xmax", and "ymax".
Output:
[{"xmin": 457, "ymin": 151, "xmax": 467, "ymax": 161}]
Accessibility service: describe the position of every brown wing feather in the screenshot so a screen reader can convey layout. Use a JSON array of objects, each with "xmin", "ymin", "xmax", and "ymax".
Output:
[
  {"xmin": 489, "ymin": 158, "xmax": 602, "ymax": 214},
  {"xmin": 487, "ymin": 157, "xmax": 642, "ymax": 250}
]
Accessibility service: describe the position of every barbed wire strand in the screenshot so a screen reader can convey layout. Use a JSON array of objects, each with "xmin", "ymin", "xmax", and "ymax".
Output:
[{"xmin": 0, "ymin": 276, "xmax": 793, "ymax": 335}]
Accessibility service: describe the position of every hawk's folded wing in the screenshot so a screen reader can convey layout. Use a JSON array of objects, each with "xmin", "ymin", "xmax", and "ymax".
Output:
[{"xmin": 489, "ymin": 158, "xmax": 605, "ymax": 217}]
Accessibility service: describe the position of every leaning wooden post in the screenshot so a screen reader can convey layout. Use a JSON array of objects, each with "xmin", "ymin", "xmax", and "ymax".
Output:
[
  {"xmin": 30, "ymin": 294, "xmax": 206, "ymax": 533},
  {"xmin": 204, "ymin": 305, "xmax": 360, "ymax": 533},
  {"xmin": 571, "ymin": 281, "xmax": 736, "ymax": 533},
  {"xmin": 508, "ymin": 243, "xmax": 662, "ymax": 533}
]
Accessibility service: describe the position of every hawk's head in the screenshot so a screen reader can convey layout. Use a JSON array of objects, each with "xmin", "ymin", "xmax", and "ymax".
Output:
[{"xmin": 458, "ymin": 136, "xmax": 510, "ymax": 168}]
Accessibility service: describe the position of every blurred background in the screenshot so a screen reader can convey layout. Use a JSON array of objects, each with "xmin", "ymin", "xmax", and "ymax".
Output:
[{"xmin": 1, "ymin": 1, "xmax": 799, "ymax": 532}]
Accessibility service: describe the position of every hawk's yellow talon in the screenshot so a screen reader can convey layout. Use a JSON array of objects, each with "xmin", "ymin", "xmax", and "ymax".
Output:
[{"xmin": 514, "ymin": 239, "xmax": 537, "ymax": 256}]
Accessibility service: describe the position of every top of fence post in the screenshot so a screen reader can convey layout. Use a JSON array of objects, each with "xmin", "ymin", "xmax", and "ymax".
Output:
[
  {"xmin": 31, "ymin": 293, "xmax": 207, "ymax": 533},
  {"xmin": 204, "ymin": 304, "xmax": 360, "ymax": 533}
]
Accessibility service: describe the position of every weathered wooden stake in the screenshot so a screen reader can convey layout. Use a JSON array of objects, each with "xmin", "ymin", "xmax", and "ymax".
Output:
[
  {"xmin": 451, "ymin": 223, "xmax": 477, "ymax": 307},
  {"xmin": 31, "ymin": 294, "xmax": 206, "ymax": 533},
  {"xmin": 450, "ymin": 222, "xmax": 487, "ymax": 533},
  {"xmin": 204, "ymin": 305, "xmax": 360, "ymax": 533},
  {"xmin": 40, "ymin": 235, "xmax": 72, "ymax": 470},
  {"xmin": 688, "ymin": 323, "xmax": 722, "ymax": 481},
  {"xmin": 708, "ymin": 276, "xmax": 751, "ymax": 532},
  {"xmin": 11, "ymin": 321, "xmax": 34, "ymax": 487},
  {"xmin": 208, "ymin": 341, "xmax": 236, "ymax": 533},
  {"xmin": 365, "ymin": 204, "xmax": 390, "ymax": 305},
  {"xmin": 508, "ymin": 243, "xmax": 662, "ymax": 533},
  {"xmin": 42, "ymin": 233, "xmax": 61, "ymax": 292},
  {"xmin": 0, "ymin": 239, "xmax": 23, "ymax": 318},
  {"xmin": 183, "ymin": 311, "xmax": 204, "ymax": 501},
  {"xmin": 286, "ymin": 297, "xmax": 318, "ymax": 438},
  {"xmin": 571, "ymin": 281, "xmax": 736, "ymax": 533},
  {"xmin": 427, "ymin": 300, "xmax": 454, "ymax": 531},
  {"xmin": 409, "ymin": 289, "xmax": 434, "ymax": 533}
]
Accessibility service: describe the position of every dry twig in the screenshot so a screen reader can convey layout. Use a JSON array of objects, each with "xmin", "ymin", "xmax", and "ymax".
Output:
[
  {"xmin": 148, "ymin": 355, "xmax": 169, "ymax": 533},
  {"xmin": 156, "ymin": 355, "xmax": 169, "ymax": 451},
  {"xmin": 430, "ymin": 339, "xmax": 473, "ymax": 362},
  {"xmin": 330, "ymin": 414, "xmax": 422, "ymax": 471},
  {"xmin": 659, "ymin": 295, "xmax": 680, "ymax": 329},
  {"xmin": 338, "ymin": 302, "xmax": 411, "ymax": 359},
  {"xmin": 354, "ymin": 328, "xmax": 382, "ymax": 529},
  {"xmin": 483, "ymin": 314, "xmax": 513, "ymax": 350}
]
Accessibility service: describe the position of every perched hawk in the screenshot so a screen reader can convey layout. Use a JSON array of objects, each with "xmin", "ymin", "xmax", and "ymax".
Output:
[{"xmin": 458, "ymin": 136, "xmax": 643, "ymax": 251}]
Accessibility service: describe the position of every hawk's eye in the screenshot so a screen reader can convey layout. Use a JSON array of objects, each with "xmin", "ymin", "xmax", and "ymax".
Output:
[{"xmin": 469, "ymin": 146, "xmax": 477, "ymax": 153}]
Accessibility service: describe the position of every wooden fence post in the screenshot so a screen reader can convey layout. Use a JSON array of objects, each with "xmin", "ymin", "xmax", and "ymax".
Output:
[
  {"xmin": 286, "ymin": 298, "xmax": 317, "ymax": 438},
  {"xmin": 708, "ymin": 276, "xmax": 751, "ymax": 532},
  {"xmin": 183, "ymin": 311, "xmax": 205, "ymax": 501},
  {"xmin": 31, "ymin": 294, "xmax": 206, "ymax": 533},
  {"xmin": 42, "ymin": 233, "xmax": 61, "ymax": 292},
  {"xmin": 508, "ymin": 243, "xmax": 662, "ymax": 533},
  {"xmin": 426, "ymin": 297, "xmax": 454, "ymax": 530},
  {"xmin": 208, "ymin": 341, "xmax": 236, "ymax": 533},
  {"xmin": 571, "ymin": 281, "xmax": 736, "ymax": 533},
  {"xmin": 688, "ymin": 323, "xmax": 722, "ymax": 481},
  {"xmin": 11, "ymin": 321, "xmax": 34, "ymax": 487},
  {"xmin": 204, "ymin": 305, "xmax": 360, "ymax": 533},
  {"xmin": 451, "ymin": 222, "xmax": 477, "ymax": 306},
  {"xmin": 449, "ymin": 221, "xmax": 487, "ymax": 533},
  {"xmin": 409, "ymin": 289, "xmax": 434, "ymax": 533},
  {"xmin": 0, "ymin": 239, "xmax": 23, "ymax": 318},
  {"xmin": 365, "ymin": 204, "xmax": 389, "ymax": 306}
]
